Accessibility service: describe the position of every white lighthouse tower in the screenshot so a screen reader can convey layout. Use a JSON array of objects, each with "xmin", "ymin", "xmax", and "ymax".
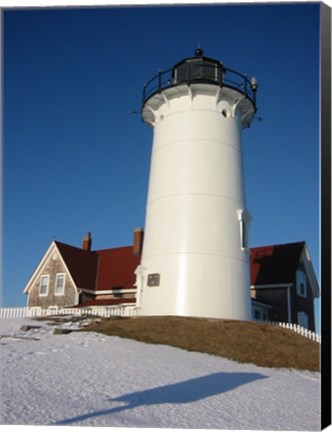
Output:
[{"xmin": 136, "ymin": 49, "xmax": 258, "ymax": 320}]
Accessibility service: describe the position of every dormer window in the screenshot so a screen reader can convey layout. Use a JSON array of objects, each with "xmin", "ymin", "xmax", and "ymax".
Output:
[{"xmin": 296, "ymin": 270, "xmax": 307, "ymax": 298}]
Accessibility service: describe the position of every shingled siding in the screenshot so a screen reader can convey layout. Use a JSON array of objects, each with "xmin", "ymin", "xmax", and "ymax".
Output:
[{"xmin": 27, "ymin": 254, "xmax": 77, "ymax": 308}]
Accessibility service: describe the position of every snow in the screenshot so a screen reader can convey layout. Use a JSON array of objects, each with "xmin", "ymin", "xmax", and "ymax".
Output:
[{"xmin": 0, "ymin": 318, "xmax": 321, "ymax": 430}]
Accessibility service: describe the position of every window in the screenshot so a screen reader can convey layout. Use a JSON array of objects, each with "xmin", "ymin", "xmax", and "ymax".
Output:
[
  {"xmin": 174, "ymin": 59, "xmax": 219, "ymax": 84},
  {"xmin": 296, "ymin": 270, "xmax": 307, "ymax": 298},
  {"xmin": 252, "ymin": 307, "xmax": 268, "ymax": 321},
  {"xmin": 55, "ymin": 273, "xmax": 65, "ymax": 296},
  {"xmin": 297, "ymin": 311, "xmax": 309, "ymax": 329},
  {"xmin": 238, "ymin": 209, "xmax": 251, "ymax": 250},
  {"xmin": 39, "ymin": 275, "xmax": 49, "ymax": 296},
  {"xmin": 254, "ymin": 309, "xmax": 261, "ymax": 320}
]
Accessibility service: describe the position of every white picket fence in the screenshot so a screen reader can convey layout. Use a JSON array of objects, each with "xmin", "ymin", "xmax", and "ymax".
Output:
[
  {"xmin": 276, "ymin": 321, "xmax": 321, "ymax": 343},
  {"xmin": 254, "ymin": 319, "xmax": 321, "ymax": 343},
  {"xmin": 0, "ymin": 307, "xmax": 321, "ymax": 343},
  {"xmin": 0, "ymin": 306, "xmax": 137, "ymax": 320}
]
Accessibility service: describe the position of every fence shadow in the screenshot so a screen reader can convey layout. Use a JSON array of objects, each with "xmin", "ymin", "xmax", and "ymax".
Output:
[{"xmin": 54, "ymin": 371, "xmax": 268, "ymax": 426}]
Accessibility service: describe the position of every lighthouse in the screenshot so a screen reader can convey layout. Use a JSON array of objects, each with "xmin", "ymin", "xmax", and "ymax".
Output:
[{"xmin": 135, "ymin": 49, "xmax": 258, "ymax": 320}]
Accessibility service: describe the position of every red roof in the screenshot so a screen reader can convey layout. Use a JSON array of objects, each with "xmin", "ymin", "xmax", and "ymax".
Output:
[
  {"xmin": 57, "ymin": 238, "xmax": 306, "ymax": 296},
  {"xmin": 55, "ymin": 242, "xmax": 140, "ymax": 292},
  {"xmin": 250, "ymin": 241, "xmax": 305, "ymax": 286},
  {"xmin": 94, "ymin": 246, "xmax": 141, "ymax": 291},
  {"xmin": 55, "ymin": 241, "xmax": 99, "ymax": 291}
]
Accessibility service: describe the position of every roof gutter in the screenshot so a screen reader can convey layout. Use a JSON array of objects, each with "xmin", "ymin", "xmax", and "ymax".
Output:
[
  {"xmin": 80, "ymin": 288, "xmax": 136, "ymax": 295},
  {"xmin": 251, "ymin": 283, "xmax": 292, "ymax": 289}
]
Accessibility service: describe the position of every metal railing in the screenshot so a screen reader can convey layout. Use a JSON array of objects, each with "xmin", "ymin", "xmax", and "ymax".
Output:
[{"xmin": 142, "ymin": 63, "xmax": 257, "ymax": 110}]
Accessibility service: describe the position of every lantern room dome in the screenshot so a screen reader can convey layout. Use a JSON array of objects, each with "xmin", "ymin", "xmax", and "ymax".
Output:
[{"xmin": 172, "ymin": 49, "xmax": 223, "ymax": 86}]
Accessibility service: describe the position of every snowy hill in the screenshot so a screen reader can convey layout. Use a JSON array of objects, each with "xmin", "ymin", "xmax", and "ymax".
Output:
[{"xmin": 1, "ymin": 318, "xmax": 321, "ymax": 429}]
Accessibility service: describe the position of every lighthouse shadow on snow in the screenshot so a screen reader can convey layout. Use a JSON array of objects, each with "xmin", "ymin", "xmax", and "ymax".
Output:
[{"xmin": 55, "ymin": 371, "xmax": 267, "ymax": 425}]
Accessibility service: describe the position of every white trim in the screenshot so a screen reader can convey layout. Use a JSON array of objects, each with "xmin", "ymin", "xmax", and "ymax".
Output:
[
  {"xmin": 80, "ymin": 288, "xmax": 136, "ymax": 295},
  {"xmin": 300, "ymin": 245, "xmax": 320, "ymax": 298},
  {"xmin": 85, "ymin": 302, "xmax": 136, "ymax": 308},
  {"xmin": 251, "ymin": 283, "xmax": 292, "ymax": 289},
  {"xmin": 134, "ymin": 265, "xmax": 147, "ymax": 308},
  {"xmin": 287, "ymin": 286, "xmax": 292, "ymax": 323}
]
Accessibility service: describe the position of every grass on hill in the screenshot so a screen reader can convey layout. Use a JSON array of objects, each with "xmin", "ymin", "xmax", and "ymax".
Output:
[{"xmin": 79, "ymin": 315, "xmax": 320, "ymax": 371}]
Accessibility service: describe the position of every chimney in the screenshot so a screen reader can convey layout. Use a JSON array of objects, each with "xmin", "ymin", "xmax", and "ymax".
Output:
[
  {"xmin": 82, "ymin": 232, "xmax": 92, "ymax": 251},
  {"xmin": 133, "ymin": 228, "xmax": 144, "ymax": 256}
]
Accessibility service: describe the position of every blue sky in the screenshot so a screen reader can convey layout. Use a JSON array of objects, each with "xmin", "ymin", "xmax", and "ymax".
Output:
[{"xmin": 3, "ymin": 4, "xmax": 321, "ymax": 324}]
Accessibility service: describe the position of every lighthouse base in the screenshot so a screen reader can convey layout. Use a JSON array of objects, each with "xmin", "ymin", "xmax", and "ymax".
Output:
[{"xmin": 136, "ymin": 254, "xmax": 252, "ymax": 321}]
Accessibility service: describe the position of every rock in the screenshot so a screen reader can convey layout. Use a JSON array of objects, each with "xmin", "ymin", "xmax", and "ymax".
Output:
[
  {"xmin": 53, "ymin": 328, "xmax": 73, "ymax": 335},
  {"xmin": 20, "ymin": 325, "xmax": 41, "ymax": 332}
]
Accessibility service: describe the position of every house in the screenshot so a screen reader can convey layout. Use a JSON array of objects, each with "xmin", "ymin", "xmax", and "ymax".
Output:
[
  {"xmin": 23, "ymin": 229, "xmax": 143, "ymax": 311},
  {"xmin": 23, "ymin": 231, "xmax": 319, "ymax": 330},
  {"xmin": 250, "ymin": 242, "xmax": 319, "ymax": 331}
]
